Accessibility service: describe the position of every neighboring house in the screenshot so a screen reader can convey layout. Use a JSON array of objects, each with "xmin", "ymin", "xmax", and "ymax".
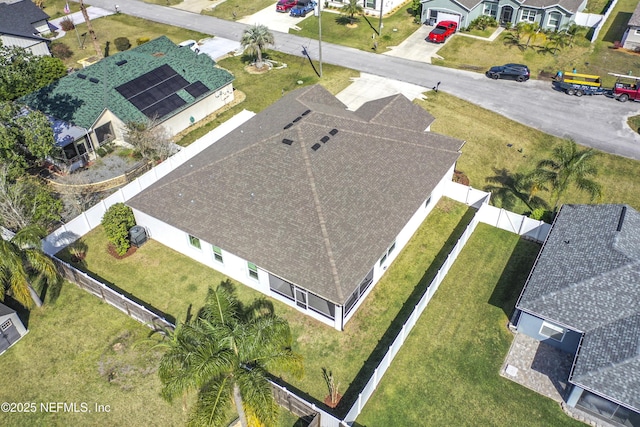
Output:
[
  {"xmin": 20, "ymin": 36, "xmax": 235, "ymax": 171},
  {"xmin": 514, "ymin": 204, "xmax": 640, "ymax": 427},
  {"xmin": 621, "ymin": 1, "xmax": 640, "ymax": 50},
  {"xmin": 127, "ymin": 85, "xmax": 464, "ymax": 331},
  {"xmin": 326, "ymin": 0, "xmax": 406, "ymax": 19},
  {"xmin": 0, "ymin": 0, "xmax": 52, "ymax": 56},
  {"xmin": 420, "ymin": 0, "xmax": 586, "ymax": 30},
  {"xmin": 0, "ymin": 303, "xmax": 28, "ymax": 356}
]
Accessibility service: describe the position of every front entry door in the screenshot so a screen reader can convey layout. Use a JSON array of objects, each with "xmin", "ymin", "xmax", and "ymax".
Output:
[{"xmin": 500, "ymin": 6, "xmax": 513, "ymax": 25}]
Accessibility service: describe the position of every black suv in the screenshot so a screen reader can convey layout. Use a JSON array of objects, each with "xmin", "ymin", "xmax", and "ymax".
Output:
[{"xmin": 486, "ymin": 64, "xmax": 530, "ymax": 82}]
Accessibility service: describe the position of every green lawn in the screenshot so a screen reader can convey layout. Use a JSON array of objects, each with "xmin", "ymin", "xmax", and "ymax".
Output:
[
  {"xmin": 292, "ymin": 6, "xmax": 420, "ymax": 53},
  {"xmin": 417, "ymin": 91, "xmax": 640, "ymax": 213},
  {"xmin": 202, "ymin": 0, "xmax": 276, "ymax": 20},
  {"xmin": 356, "ymin": 225, "xmax": 583, "ymax": 426},
  {"xmin": 50, "ymin": 14, "xmax": 209, "ymax": 70},
  {"xmin": 56, "ymin": 199, "xmax": 475, "ymax": 414},
  {"xmin": 0, "ymin": 284, "xmax": 187, "ymax": 426}
]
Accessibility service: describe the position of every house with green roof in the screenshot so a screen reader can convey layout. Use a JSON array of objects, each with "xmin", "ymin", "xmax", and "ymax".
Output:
[{"xmin": 20, "ymin": 36, "xmax": 234, "ymax": 169}]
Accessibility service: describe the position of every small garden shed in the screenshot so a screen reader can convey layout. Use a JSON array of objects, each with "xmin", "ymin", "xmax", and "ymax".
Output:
[{"xmin": 0, "ymin": 303, "xmax": 28, "ymax": 356}]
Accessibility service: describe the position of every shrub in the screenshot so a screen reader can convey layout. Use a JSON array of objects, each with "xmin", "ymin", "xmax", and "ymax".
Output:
[
  {"xmin": 51, "ymin": 42, "xmax": 73, "ymax": 60},
  {"xmin": 60, "ymin": 16, "xmax": 75, "ymax": 31},
  {"xmin": 530, "ymin": 208, "xmax": 553, "ymax": 223},
  {"xmin": 468, "ymin": 16, "xmax": 497, "ymax": 31},
  {"xmin": 114, "ymin": 37, "xmax": 131, "ymax": 52},
  {"xmin": 101, "ymin": 203, "xmax": 136, "ymax": 256},
  {"xmin": 136, "ymin": 37, "xmax": 151, "ymax": 46}
]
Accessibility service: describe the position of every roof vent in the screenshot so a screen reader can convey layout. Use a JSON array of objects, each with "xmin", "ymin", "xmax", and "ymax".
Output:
[
  {"xmin": 293, "ymin": 116, "xmax": 302, "ymax": 123},
  {"xmin": 301, "ymin": 109, "xmax": 311, "ymax": 116},
  {"xmin": 329, "ymin": 128, "xmax": 338, "ymax": 136},
  {"xmin": 320, "ymin": 136, "xmax": 330, "ymax": 143},
  {"xmin": 284, "ymin": 123, "xmax": 293, "ymax": 129},
  {"xmin": 116, "ymin": 60, "xmax": 128, "ymax": 66},
  {"xmin": 311, "ymin": 143, "xmax": 321, "ymax": 151},
  {"xmin": 89, "ymin": 77, "xmax": 99, "ymax": 83},
  {"xmin": 282, "ymin": 138, "xmax": 293, "ymax": 145},
  {"xmin": 617, "ymin": 206, "xmax": 627, "ymax": 232},
  {"xmin": 77, "ymin": 73, "xmax": 87, "ymax": 79}
]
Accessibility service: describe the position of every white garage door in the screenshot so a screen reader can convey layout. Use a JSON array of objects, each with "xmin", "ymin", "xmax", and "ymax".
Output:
[{"xmin": 437, "ymin": 12, "xmax": 461, "ymax": 26}]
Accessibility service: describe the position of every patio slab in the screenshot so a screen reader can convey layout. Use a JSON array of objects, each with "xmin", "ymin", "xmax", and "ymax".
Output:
[{"xmin": 500, "ymin": 332, "xmax": 574, "ymax": 403}]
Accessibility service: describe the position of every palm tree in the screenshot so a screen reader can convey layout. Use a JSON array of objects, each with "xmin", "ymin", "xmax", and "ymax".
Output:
[
  {"xmin": 484, "ymin": 168, "xmax": 548, "ymax": 212},
  {"xmin": 342, "ymin": 0, "xmax": 363, "ymax": 25},
  {"xmin": 544, "ymin": 31, "xmax": 569, "ymax": 55},
  {"xmin": 518, "ymin": 22, "xmax": 540, "ymax": 48},
  {"xmin": 0, "ymin": 225, "xmax": 60, "ymax": 308},
  {"xmin": 532, "ymin": 139, "xmax": 602, "ymax": 212},
  {"xmin": 157, "ymin": 284, "xmax": 303, "ymax": 427},
  {"xmin": 240, "ymin": 24, "xmax": 274, "ymax": 70}
]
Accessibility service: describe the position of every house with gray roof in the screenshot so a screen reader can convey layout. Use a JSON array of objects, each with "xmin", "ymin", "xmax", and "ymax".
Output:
[
  {"xmin": 622, "ymin": 1, "xmax": 640, "ymax": 50},
  {"xmin": 514, "ymin": 204, "xmax": 640, "ymax": 426},
  {"xmin": 20, "ymin": 36, "xmax": 234, "ymax": 170},
  {"xmin": 127, "ymin": 84, "xmax": 464, "ymax": 330},
  {"xmin": 420, "ymin": 0, "xmax": 586, "ymax": 30},
  {"xmin": 0, "ymin": 0, "xmax": 52, "ymax": 56},
  {"xmin": 0, "ymin": 302, "xmax": 28, "ymax": 356}
]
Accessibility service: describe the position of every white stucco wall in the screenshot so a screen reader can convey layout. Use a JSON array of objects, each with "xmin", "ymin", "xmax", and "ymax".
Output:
[{"xmin": 160, "ymin": 83, "xmax": 234, "ymax": 137}]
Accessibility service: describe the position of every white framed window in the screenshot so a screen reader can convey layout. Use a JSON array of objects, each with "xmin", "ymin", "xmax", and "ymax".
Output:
[
  {"xmin": 248, "ymin": 262, "xmax": 259, "ymax": 280},
  {"xmin": 520, "ymin": 9, "xmax": 536, "ymax": 22},
  {"xmin": 379, "ymin": 240, "xmax": 396, "ymax": 266},
  {"xmin": 188, "ymin": 235, "xmax": 201, "ymax": 249},
  {"xmin": 635, "ymin": 28, "xmax": 640, "ymax": 35},
  {"xmin": 364, "ymin": 0, "xmax": 375, "ymax": 9},
  {"xmin": 212, "ymin": 245, "xmax": 223, "ymax": 263},
  {"xmin": 484, "ymin": 2, "xmax": 498, "ymax": 18},
  {"xmin": 539, "ymin": 321, "xmax": 565, "ymax": 341},
  {"xmin": 548, "ymin": 12, "xmax": 561, "ymax": 29}
]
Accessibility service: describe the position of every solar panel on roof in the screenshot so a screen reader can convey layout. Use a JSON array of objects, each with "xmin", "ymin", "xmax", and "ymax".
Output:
[
  {"xmin": 141, "ymin": 93, "xmax": 186, "ymax": 119},
  {"xmin": 77, "ymin": 74, "xmax": 86, "ymax": 79},
  {"xmin": 184, "ymin": 81, "xmax": 209, "ymax": 98},
  {"xmin": 116, "ymin": 60, "xmax": 128, "ymax": 66},
  {"xmin": 115, "ymin": 64, "xmax": 193, "ymax": 119},
  {"xmin": 89, "ymin": 77, "xmax": 99, "ymax": 83}
]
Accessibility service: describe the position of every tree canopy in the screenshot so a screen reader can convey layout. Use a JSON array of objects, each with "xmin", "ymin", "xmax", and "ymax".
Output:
[
  {"xmin": 0, "ymin": 42, "xmax": 67, "ymax": 102},
  {"xmin": 240, "ymin": 24, "xmax": 275, "ymax": 69},
  {"xmin": 157, "ymin": 284, "xmax": 303, "ymax": 427},
  {"xmin": 0, "ymin": 101, "xmax": 56, "ymax": 180}
]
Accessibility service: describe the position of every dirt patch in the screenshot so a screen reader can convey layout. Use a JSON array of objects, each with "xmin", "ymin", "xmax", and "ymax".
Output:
[{"xmin": 244, "ymin": 64, "xmax": 271, "ymax": 74}]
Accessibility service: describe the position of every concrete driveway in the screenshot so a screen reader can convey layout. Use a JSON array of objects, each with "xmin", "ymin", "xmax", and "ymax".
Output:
[
  {"xmin": 336, "ymin": 73, "xmax": 428, "ymax": 110},
  {"xmin": 194, "ymin": 37, "xmax": 242, "ymax": 60},
  {"xmin": 238, "ymin": 3, "xmax": 312, "ymax": 33},
  {"xmin": 383, "ymin": 24, "xmax": 446, "ymax": 64}
]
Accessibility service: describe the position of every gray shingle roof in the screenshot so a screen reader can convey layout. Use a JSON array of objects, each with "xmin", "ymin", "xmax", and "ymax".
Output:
[
  {"xmin": 20, "ymin": 36, "xmax": 234, "ymax": 129},
  {"xmin": 628, "ymin": 1, "xmax": 640, "ymax": 27},
  {"xmin": 521, "ymin": 0, "xmax": 583, "ymax": 13},
  {"xmin": 0, "ymin": 302, "xmax": 16, "ymax": 317},
  {"xmin": 127, "ymin": 85, "xmax": 462, "ymax": 305},
  {"xmin": 0, "ymin": 0, "xmax": 49, "ymax": 41},
  {"xmin": 517, "ymin": 204, "xmax": 640, "ymax": 412}
]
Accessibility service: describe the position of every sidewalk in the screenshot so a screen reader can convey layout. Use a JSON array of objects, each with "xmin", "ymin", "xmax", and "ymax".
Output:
[{"xmin": 48, "ymin": 6, "xmax": 115, "ymax": 40}]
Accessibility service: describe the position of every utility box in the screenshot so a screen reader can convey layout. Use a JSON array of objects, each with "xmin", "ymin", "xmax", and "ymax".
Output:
[{"xmin": 129, "ymin": 225, "xmax": 148, "ymax": 248}]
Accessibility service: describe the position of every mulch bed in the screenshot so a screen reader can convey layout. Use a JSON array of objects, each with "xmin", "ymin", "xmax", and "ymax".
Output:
[{"xmin": 107, "ymin": 243, "xmax": 137, "ymax": 259}]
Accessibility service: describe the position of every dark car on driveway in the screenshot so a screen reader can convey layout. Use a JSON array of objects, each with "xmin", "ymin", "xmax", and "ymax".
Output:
[
  {"xmin": 427, "ymin": 21, "xmax": 457, "ymax": 43},
  {"xmin": 290, "ymin": 0, "xmax": 316, "ymax": 17},
  {"xmin": 486, "ymin": 64, "xmax": 530, "ymax": 82},
  {"xmin": 276, "ymin": 0, "xmax": 296, "ymax": 12}
]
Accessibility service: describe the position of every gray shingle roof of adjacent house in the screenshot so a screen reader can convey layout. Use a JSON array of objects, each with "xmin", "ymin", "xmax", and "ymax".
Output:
[
  {"xmin": 447, "ymin": 0, "xmax": 582, "ymax": 13},
  {"xmin": 0, "ymin": 0, "xmax": 49, "ymax": 40},
  {"xmin": 628, "ymin": 1, "xmax": 640, "ymax": 27},
  {"xmin": 0, "ymin": 302, "xmax": 17, "ymax": 317},
  {"xmin": 127, "ymin": 85, "xmax": 463, "ymax": 305},
  {"xmin": 517, "ymin": 204, "xmax": 640, "ymax": 412},
  {"xmin": 19, "ymin": 36, "xmax": 234, "ymax": 129}
]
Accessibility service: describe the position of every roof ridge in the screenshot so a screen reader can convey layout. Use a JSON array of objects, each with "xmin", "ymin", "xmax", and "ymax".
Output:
[{"xmin": 296, "ymin": 126, "xmax": 344, "ymax": 301}]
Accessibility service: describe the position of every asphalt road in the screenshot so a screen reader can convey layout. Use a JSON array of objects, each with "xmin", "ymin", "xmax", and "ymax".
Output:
[{"xmin": 80, "ymin": 0, "xmax": 640, "ymax": 159}]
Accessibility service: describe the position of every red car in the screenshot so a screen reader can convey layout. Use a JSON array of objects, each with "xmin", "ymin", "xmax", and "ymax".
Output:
[
  {"xmin": 427, "ymin": 20, "xmax": 457, "ymax": 43},
  {"xmin": 276, "ymin": 0, "xmax": 296, "ymax": 12}
]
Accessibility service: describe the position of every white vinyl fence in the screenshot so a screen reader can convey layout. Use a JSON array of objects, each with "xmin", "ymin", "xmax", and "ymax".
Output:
[
  {"xmin": 42, "ymin": 109, "xmax": 255, "ymax": 256},
  {"xmin": 575, "ymin": 0, "xmax": 620, "ymax": 42}
]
